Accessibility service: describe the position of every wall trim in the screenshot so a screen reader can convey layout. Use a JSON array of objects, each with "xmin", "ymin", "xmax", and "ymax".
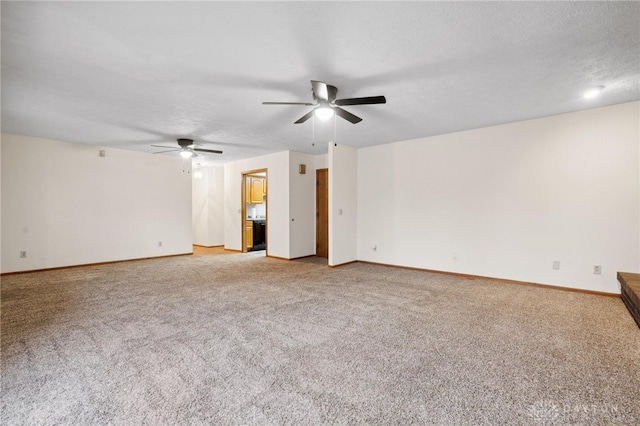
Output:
[
  {"xmin": 2, "ymin": 251, "xmax": 619, "ymax": 298},
  {"xmin": 290, "ymin": 255, "xmax": 317, "ymax": 261},
  {"xmin": 267, "ymin": 254, "xmax": 289, "ymax": 261},
  {"xmin": 193, "ymin": 244, "xmax": 224, "ymax": 248},
  {"xmin": 357, "ymin": 260, "xmax": 620, "ymax": 297},
  {"xmin": 0, "ymin": 252, "xmax": 193, "ymax": 276},
  {"xmin": 328, "ymin": 260, "xmax": 358, "ymax": 268},
  {"xmin": 265, "ymin": 254, "xmax": 317, "ymax": 261}
]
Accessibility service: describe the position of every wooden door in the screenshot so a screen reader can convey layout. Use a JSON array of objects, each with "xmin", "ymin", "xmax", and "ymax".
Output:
[{"xmin": 316, "ymin": 168, "xmax": 329, "ymax": 258}]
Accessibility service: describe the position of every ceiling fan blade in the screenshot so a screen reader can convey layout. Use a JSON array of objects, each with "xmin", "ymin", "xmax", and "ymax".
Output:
[
  {"xmin": 294, "ymin": 110, "xmax": 315, "ymax": 124},
  {"xmin": 153, "ymin": 149, "xmax": 181, "ymax": 154},
  {"xmin": 334, "ymin": 107, "xmax": 363, "ymax": 124},
  {"xmin": 334, "ymin": 95, "xmax": 387, "ymax": 106},
  {"xmin": 263, "ymin": 101, "xmax": 314, "ymax": 106},
  {"xmin": 193, "ymin": 148, "xmax": 223, "ymax": 154},
  {"xmin": 150, "ymin": 145, "xmax": 178, "ymax": 149},
  {"xmin": 311, "ymin": 80, "xmax": 329, "ymax": 101}
]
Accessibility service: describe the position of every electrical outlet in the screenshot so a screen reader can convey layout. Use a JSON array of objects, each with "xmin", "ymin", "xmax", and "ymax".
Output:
[
  {"xmin": 593, "ymin": 265, "xmax": 602, "ymax": 275},
  {"xmin": 552, "ymin": 260, "xmax": 560, "ymax": 270},
  {"xmin": 453, "ymin": 252, "xmax": 459, "ymax": 260},
  {"xmin": 20, "ymin": 251, "xmax": 27, "ymax": 258},
  {"xmin": 373, "ymin": 244, "xmax": 377, "ymax": 251},
  {"xmin": 158, "ymin": 241, "xmax": 162, "ymax": 247}
]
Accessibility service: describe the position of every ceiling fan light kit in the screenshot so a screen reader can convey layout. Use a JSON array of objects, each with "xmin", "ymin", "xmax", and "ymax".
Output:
[
  {"xmin": 314, "ymin": 106, "xmax": 334, "ymax": 120},
  {"xmin": 263, "ymin": 80, "xmax": 386, "ymax": 125}
]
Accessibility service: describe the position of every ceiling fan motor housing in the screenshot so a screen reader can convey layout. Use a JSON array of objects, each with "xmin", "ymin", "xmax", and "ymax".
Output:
[
  {"xmin": 327, "ymin": 85, "xmax": 338, "ymax": 103},
  {"xmin": 177, "ymin": 138, "xmax": 194, "ymax": 148}
]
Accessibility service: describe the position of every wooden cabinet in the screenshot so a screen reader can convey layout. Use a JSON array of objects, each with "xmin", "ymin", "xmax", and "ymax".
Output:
[
  {"xmin": 245, "ymin": 178, "xmax": 251, "ymax": 204},
  {"xmin": 245, "ymin": 176, "xmax": 266, "ymax": 204},
  {"xmin": 250, "ymin": 177, "xmax": 264, "ymax": 204},
  {"xmin": 245, "ymin": 220, "xmax": 253, "ymax": 249}
]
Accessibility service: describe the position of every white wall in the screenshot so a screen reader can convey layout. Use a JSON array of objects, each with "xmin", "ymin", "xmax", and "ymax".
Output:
[
  {"xmin": 224, "ymin": 151, "xmax": 290, "ymax": 257},
  {"xmin": 289, "ymin": 151, "xmax": 316, "ymax": 259},
  {"xmin": 357, "ymin": 102, "xmax": 640, "ymax": 293},
  {"xmin": 0, "ymin": 137, "xmax": 3, "ymax": 274},
  {"xmin": 329, "ymin": 143, "xmax": 358, "ymax": 266},
  {"xmin": 1, "ymin": 133, "xmax": 193, "ymax": 273},
  {"xmin": 315, "ymin": 154, "xmax": 328, "ymax": 170},
  {"xmin": 192, "ymin": 165, "xmax": 225, "ymax": 246}
]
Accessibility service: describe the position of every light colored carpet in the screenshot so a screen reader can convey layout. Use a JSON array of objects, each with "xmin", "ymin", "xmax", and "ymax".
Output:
[{"xmin": 2, "ymin": 248, "xmax": 639, "ymax": 425}]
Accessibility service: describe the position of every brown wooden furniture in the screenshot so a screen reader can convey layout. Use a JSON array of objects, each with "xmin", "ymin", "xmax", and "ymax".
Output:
[{"xmin": 618, "ymin": 272, "xmax": 640, "ymax": 328}]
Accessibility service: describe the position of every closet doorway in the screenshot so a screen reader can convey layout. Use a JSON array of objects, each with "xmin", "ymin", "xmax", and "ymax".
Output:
[{"xmin": 241, "ymin": 169, "xmax": 268, "ymax": 254}]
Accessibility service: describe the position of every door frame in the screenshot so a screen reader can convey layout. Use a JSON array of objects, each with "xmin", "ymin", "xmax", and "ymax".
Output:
[{"xmin": 241, "ymin": 168, "xmax": 268, "ymax": 254}]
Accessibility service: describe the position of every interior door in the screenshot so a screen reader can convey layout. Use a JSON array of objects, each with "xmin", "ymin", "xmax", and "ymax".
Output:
[{"xmin": 316, "ymin": 168, "xmax": 329, "ymax": 258}]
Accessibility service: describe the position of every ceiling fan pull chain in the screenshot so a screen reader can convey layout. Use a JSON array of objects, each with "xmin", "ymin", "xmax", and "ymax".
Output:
[
  {"xmin": 334, "ymin": 113, "xmax": 337, "ymax": 146},
  {"xmin": 312, "ymin": 114, "xmax": 315, "ymax": 147}
]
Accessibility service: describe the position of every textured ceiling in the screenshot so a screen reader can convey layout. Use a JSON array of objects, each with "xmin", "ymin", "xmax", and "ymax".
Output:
[{"xmin": 2, "ymin": 1, "xmax": 639, "ymax": 165}]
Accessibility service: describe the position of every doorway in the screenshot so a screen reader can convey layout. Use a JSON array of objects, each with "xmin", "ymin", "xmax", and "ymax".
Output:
[
  {"xmin": 242, "ymin": 169, "xmax": 268, "ymax": 254},
  {"xmin": 316, "ymin": 168, "xmax": 328, "ymax": 258}
]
